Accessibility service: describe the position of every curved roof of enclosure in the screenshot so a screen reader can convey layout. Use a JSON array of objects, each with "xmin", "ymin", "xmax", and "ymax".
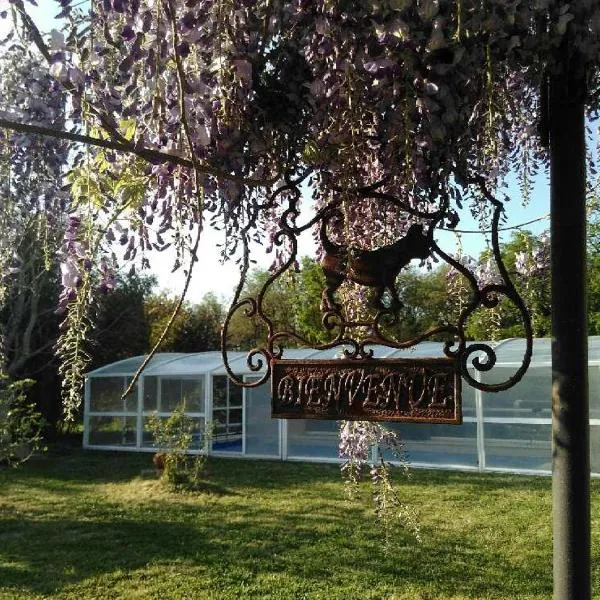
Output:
[{"xmin": 85, "ymin": 337, "xmax": 600, "ymax": 377}]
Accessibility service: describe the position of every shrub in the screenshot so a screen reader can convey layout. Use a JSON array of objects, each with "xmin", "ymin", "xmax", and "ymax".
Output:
[
  {"xmin": 146, "ymin": 406, "xmax": 211, "ymax": 491},
  {"xmin": 0, "ymin": 378, "xmax": 45, "ymax": 467}
]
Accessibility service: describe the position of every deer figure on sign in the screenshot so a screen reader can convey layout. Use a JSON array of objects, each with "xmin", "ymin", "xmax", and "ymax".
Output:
[{"xmin": 319, "ymin": 212, "xmax": 432, "ymax": 313}]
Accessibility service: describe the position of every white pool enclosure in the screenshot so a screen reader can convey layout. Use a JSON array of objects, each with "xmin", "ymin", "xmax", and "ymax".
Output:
[{"xmin": 83, "ymin": 338, "xmax": 600, "ymax": 475}]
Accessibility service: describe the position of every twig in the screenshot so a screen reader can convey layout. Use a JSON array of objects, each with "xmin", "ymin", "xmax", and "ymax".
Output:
[
  {"xmin": 439, "ymin": 213, "xmax": 550, "ymax": 234},
  {"xmin": 122, "ymin": 222, "xmax": 202, "ymax": 399}
]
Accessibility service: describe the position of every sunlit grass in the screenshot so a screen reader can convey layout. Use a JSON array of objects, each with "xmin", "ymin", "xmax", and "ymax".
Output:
[{"xmin": 0, "ymin": 448, "xmax": 598, "ymax": 599}]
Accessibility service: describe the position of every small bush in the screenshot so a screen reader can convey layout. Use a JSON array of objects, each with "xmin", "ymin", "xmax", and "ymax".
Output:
[
  {"xmin": 0, "ymin": 377, "xmax": 45, "ymax": 467},
  {"xmin": 146, "ymin": 406, "xmax": 211, "ymax": 491}
]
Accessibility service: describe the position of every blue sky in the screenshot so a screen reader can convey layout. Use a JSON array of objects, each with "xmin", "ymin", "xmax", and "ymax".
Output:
[{"xmin": 4, "ymin": 3, "xmax": 551, "ymax": 301}]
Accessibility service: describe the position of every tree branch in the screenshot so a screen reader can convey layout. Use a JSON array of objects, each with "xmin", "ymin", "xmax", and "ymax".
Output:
[
  {"xmin": 0, "ymin": 116, "xmax": 279, "ymax": 186},
  {"xmin": 0, "ymin": 116, "xmax": 194, "ymax": 167}
]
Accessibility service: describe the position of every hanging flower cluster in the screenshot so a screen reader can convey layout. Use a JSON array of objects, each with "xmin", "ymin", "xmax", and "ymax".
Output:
[
  {"xmin": 339, "ymin": 420, "xmax": 419, "ymax": 548},
  {"xmin": 515, "ymin": 231, "xmax": 551, "ymax": 277},
  {"xmin": 0, "ymin": 42, "xmax": 68, "ymax": 224},
  {"xmin": 0, "ymin": 42, "xmax": 69, "ymax": 306}
]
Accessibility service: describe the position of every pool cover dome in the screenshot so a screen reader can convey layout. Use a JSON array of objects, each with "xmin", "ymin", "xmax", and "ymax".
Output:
[{"xmin": 83, "ymin": 339, "xmax": 600, "ymax": 475}]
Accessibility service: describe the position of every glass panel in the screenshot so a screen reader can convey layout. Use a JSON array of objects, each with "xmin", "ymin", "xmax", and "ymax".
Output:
[
  {"xmin": 213, "ymin": 376, "xmax": 228, "ymax": 408},
  {"xmin": 212, "ymin": 409, "xmax": 227, "ymax": 425},
  {"xmin": 246, "ymin": 383, "xmax": 279, "ymax": 457},
  {"xmin": 189, "ymin": 417, "xmax": 207, "ymax": 450},
  {"xmin": 124, "ymin": 378, "xmax": 138, "ymax": 412},
  {"xmin": 462, "ymin": 377, "xmax": 477, "ymax": 419},
  {"xmin": 90, "ymin": 377, "xmax": 132, "ymax": 412},
  {"xmin": 211, "ymin": 375, "xmax": 243, "ymax": 454},
  {"xmin": 481, "ymin": 367, "xmax": 551, "ymax": 420},
  {"xmin": 88, "ymin": 416, "xmax": 136, "ymax": 446},
  {"xmin": 381, "ymin": 422, "xmax": 478, "ymax": 468},
  {"xmin": 591, "ymin": 425, "xmax": 600, "ymax": 475},
  {"xmin": 229, "ymin": 408, "xmax": 243, "ymax": 424},
  {"xmin": 181, "ymin": 378, "xmax": 205, "ymax": 412},
  {"xmin": 589, "ymin": 366, "xmax": 600, "ymax": 420},
  {"xmin": 229, "ymin": 382, "xmax": 243, "ymax": 407},
  {"xmin": 484, "ymin": 422, "xmax": 551, "ymax": 471},
  {"xmin": 161, "ymin": 378, "xmax": 182, "ymax": 412},
  {"xmin": 287, "ymin": 419, "xmax": 340, "ymax": 459},
  {"xmin": 212, "ymin": 424, "xmax": 243, "ymax": 452},
  {"xmin": 143, "ymin": 376, "xmax": 158, "ymax": 411}
]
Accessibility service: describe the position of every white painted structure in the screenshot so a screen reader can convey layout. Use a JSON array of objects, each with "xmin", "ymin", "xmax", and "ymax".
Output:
[{"xmin": 83, "ymin": 338, "xmax": 600, "ymax": 475}]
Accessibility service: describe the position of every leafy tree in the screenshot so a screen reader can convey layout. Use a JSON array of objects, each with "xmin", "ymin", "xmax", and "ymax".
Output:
[
  {"xmin": 293, "ymin": 257, "xmax": 329, "ymax": 345},
  {"xmin": 394, "ymin": 266, "xmax": 455, "ymax": 340},
  {"xmin": 169, "ymin": 292, "xmax": 224, "ymax": 352},
  {"xmin": 145, "ymin": 291, "xmax": 224, "ymax": 353},
  {"xmin": 88, "ymin": 273, "xmax": 156, "ymax": 369},
  {"xmin": 0, "ymin": 378, "xmax": 45, "ymax": 467},
  {"xmin": 225, "ymin": 258, "xmax": 326, "ymax": 350},
  {"xmin": 587, "ymin": 193, "xmax": 600, "ymax": 334},
  {"xmin": 224, "ymin": 268, "xmax": 297, "ymax": 350},
  {"xmin": 444, "ymin": 231, "xmax": 551, "ymax": 340}
]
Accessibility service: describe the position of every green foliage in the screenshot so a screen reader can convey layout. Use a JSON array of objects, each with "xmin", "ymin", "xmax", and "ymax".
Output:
[
  {"xmin": 225, "ymin": 258, "xmax": 327, "ymax": 350},
  {"xmin": 587, "ymin": 195, "xmax": 600, "ymax": 334},
  {"xmin": 293, "ymin": 257, "xmax": 330, "ymax": 344},
  {"xmin": 146, "ymin": 407, "xmax": 211, "ymax": 491},
  {"xmin": 89, "ymin": 274, "xmax": 224, "ymax": 370},
  {"xmin": 67, "ymin": 151, "xmax": 150, "ymax": 211},
  {"xmin": 389, "ymin": 266, "xmax": 455, "ymax": 340},
  {"xmin": 0, "ymin": 378, "xmax": 45, "ymax": 467},
  {"xmin": 57, "ymin": 272, "xmax": 95, "ymax": 423},
  {"xmin": 0, "ymin": 217, "xmax": 63, "ymax": 427},
  {"xmin": 89, "ymin": 274, "xmax": 156, "ymax": 369},
  {"xmin": 496, "ymin": 230, "xmax": 550, "ymax": 337},
  {"xmin": 145, "ymin": 291, "xmax": 224, "ymax": 353},
  {"xmin": 168, "ymin": 292, "xmax": 225, "ymax": 352},
  {"xmin": 444, "ymin": 231, "xmax": 552, "ymax": 341}
]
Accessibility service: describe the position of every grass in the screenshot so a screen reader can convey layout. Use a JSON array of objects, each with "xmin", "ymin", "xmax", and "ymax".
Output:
[{"xmin": 0, "ymin": 448, "xmax": 599, "ymax": 599}]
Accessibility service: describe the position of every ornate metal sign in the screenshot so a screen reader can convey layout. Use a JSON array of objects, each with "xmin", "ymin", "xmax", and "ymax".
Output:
[
  {"xmin": 221, "ymin": 173, "xmax": 532, "ymax": 423},
  {"xmin": 271, "ymin": 358, "xmax": 461, "ymax": 424}
]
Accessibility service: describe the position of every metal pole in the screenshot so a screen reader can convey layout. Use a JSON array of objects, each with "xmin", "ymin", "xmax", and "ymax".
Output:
[{"xmin": 549, "ymin": 42, "xmax": 590, "ymax": 600}]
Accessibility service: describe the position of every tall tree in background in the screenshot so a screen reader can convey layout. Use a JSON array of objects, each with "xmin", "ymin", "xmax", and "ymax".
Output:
[
  {"xmin": 145, "ymin": 291, "xmax": 225, "ymax": 352},
  {"xmin": 0, "ymin": 44, "xmax": 68, "ymax": 426},
  {"xmin": 224, "ymin": 258, "xmax": 326, "ymax": 349},
  {"xmin": 88, "ymin": 274, "xmax": 155, "ymax": 369},
  {"xmin": 587, "ymin": 184, "xmax": 600, "ymax": 334}
]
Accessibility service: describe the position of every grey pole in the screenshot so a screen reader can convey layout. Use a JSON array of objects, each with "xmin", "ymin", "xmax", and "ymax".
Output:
[{"xmin": 549, "ymin": 41, "xmax": 591, "ymax": 600}]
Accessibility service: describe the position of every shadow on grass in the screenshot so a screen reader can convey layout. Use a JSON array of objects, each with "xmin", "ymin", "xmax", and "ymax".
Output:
[
  {"xmin": 0, "ymin": 449, "xmax": 346, "ymax": 491},
  {"xmin": 0, "ymin": 506, "xmax": 556, "ymax": 599},
  {"xmin": 2, "ymin": 449, "xmax": 595, "ymax": 598}
]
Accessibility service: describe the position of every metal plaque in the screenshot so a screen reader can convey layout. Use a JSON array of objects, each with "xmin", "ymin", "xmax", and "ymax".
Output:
[{"xmin": 271, "ymin": 358, "xmax": 462, "ymax": 424}]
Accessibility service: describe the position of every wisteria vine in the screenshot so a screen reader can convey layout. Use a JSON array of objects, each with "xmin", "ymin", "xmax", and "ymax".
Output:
[{"xmin": 2, "ymin": 0, "xmax": 599, "ymax": 409}]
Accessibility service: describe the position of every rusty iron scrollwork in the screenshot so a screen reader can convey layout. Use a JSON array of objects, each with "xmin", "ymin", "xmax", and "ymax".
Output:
[{"xmin": 221, "ymin": 173, "xmax": 532, "ymax": 394}]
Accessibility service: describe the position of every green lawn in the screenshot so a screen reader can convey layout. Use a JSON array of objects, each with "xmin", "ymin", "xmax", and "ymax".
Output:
[{"xmin": 0, "ymin": 449, "xmax": 598, "ymax": 599}]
